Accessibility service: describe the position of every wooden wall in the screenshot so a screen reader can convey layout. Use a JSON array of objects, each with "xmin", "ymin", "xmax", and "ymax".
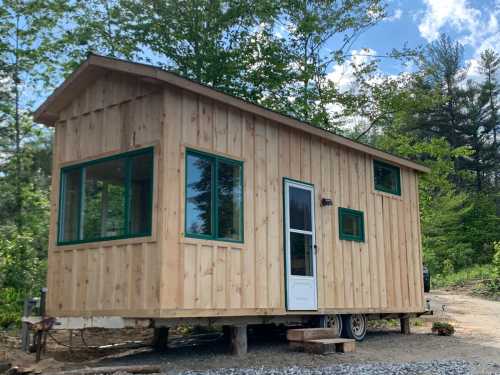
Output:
[
  {"xmin": 158, "ymin": 84, "xmax": 424, "ymax": 317},
  {"xmin": 47, "ymin": 72, "xmax": 425, "ymax": 318},
  {"xmin": 47, "ymin": 72, "xmax": 164, "ymax": 317}
]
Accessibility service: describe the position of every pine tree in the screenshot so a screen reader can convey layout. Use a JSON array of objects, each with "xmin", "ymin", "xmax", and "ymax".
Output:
[{"xmin": 478, "ymin": 49, "xmax": 500, "ymax": 215}]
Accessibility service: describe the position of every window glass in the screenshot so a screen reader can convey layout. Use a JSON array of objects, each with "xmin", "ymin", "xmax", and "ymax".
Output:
[
  {"xmin": 58, "ymin": 148, "xmax": 154, "ymax": 244},
  {"xmin": 60, "ymin": 169, "xmax": 81, "ymax": 242},
  {"xmin": 339, "ymin": 208, "xmax": 364, "ymax": 242},
  {"xmin": 374, "ymin": 160, "xmax": 401, "ymax": 195},
  {"xmin": 217, "ymin": 161, "xmax": 242, "ymax": 240},
  {"xmin": 186, "ymin": 153, "xmax": 212, "ymax": 236},
  {"xmin": 185, "ymin": 150, "xmax": 243, "ymax": 242},
  {"xmin": 342, "ymin": 212, "xmax": 360, "ymax": 236},
  {"xmin": 83, "ymin": 159, "xmax": 126, "ymax": 240},
  {"xmin": 289, "ymin": 186, "xmax": 312, "ymax": 231},
  {"xmin": 290, "ymin": 232, "xmax": 313, "ymax": 276},
  {"xmin": 130, "ymin": 153, "xmax": 153, "ymax": 235}
]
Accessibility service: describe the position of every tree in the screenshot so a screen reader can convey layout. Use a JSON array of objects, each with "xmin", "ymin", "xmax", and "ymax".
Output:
[
  {"xmin": 478, "ymin": 49, "xmax": 500, "ymax": 214},
  {"xmin": 0, "ymin": 0, "xmax": 65, "ymax": 321},
  {"xmin": 273, "ymin": 0, "xmax": 386, "ymax": 129}
]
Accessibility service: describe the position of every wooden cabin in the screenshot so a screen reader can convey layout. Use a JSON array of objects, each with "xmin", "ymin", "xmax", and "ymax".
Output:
[{"xmin": 34, "ymin": 54, "xmax": 429, "ymax": 350}]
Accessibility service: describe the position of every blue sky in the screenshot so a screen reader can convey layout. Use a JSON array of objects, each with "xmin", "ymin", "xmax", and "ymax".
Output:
[{"xmin": 337, "ymin": 0, "xmax": 500, "ymax": 78}]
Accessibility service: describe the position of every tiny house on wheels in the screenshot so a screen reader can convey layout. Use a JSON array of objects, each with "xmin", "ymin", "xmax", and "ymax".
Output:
[{"xmin": 34, "ymin": 54, "xmax": 430, "ymax": 354}]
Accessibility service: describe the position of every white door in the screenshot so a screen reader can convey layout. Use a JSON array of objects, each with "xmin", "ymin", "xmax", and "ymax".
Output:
[{"xmin": 284, "ymin": 179, "xmax": 318, "ymax": 311}]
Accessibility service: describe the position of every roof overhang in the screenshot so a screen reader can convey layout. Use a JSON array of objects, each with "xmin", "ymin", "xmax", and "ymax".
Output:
[{"xmin": 34, "ymin": 54, "xmax": 430, "ymax": 173}]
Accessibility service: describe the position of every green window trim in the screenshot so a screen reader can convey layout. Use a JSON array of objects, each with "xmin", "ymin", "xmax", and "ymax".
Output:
[
  {"xmin": 373, "ymin": 160, "xmax": 401, "ymax": 196},
  {"xmin": 57, "ymin": 147, "xmax": 154, "ymax": 246},
  {"xmin": 338, "ymin": 207, "xmax": 365, "ymax": 242},
  {"xmin": 184, "ymin": 148, "xmax": 244, "ymax": 243}
]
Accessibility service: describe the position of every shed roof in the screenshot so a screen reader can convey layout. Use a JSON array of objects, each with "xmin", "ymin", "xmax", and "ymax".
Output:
[{"xmin": 34, "ymin": 54, "xmax": 430, "ymax": 173}]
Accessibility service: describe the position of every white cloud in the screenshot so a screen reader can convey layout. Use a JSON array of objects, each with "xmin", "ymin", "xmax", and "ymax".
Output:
[
  {"xmin": 326, "ymin": 48, "xmax": 378, "ymax": 93},
  {"xmin": 418, "ymin": 0, "xmax": 500, "ymax": 80},
  {"xmin": 385, "ymin": 8, "xmax": 403, "ymax": 22},
  {"xmin": 418, "ymin": 0, "xmax": 481, "ymax": 42}
]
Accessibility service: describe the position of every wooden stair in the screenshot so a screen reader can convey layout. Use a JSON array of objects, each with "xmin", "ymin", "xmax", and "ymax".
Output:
[{"xmin": 287, "ymin": 328, "xmax": 356, "ymax": 354}]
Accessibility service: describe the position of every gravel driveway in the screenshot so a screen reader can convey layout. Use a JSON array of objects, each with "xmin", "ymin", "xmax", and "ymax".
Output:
[{"xmin": 95, "ymin": 291, "xmax": 500, "ymax": 375}]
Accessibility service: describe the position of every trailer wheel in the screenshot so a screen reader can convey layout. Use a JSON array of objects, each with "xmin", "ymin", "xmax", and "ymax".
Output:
[
  {"xmin": 341, "ymin": 314, "xmax": 367, "ymax": 341},
  {"xmin": 319, "ymin": 314, "xmax": 342, "ymax": 337}
]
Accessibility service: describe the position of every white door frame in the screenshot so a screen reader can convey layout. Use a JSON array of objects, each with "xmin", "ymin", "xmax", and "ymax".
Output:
[{"xmin": 284, "ymin": 179, "xmax": 318, "ymax": 311}]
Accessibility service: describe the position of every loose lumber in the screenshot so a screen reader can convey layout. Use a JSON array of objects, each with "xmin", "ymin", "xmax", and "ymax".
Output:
[
  {"xmin": 44, "ymin": 365, "xmax": 161, "ymax": 375},
  {"xmin": 287, "ymin": 328, "xmax": 340, "ymax": 342}
]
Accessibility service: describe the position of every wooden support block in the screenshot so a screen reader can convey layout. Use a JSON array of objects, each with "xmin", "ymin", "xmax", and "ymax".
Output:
[
  {"xmin": 288, "ymin": 341, "xmax": 305, "ymax": 352},
  {"xmin": 152, "ymin": 327, "xmax": 169, "ymax": 351},
  {"xmin": 229, "ymin": 325, "xmax": 247, "ymax": 356},
  {"xmin": 301, "ymin": 338, "xmax": 356, "ymax": 354},
  {"xmin": 400, "ymin": 317, "xmax": 411, "ymax": 335},
  {"xmin": 287, "ymin": 328, "xmax": 340, "ymax": 342}
]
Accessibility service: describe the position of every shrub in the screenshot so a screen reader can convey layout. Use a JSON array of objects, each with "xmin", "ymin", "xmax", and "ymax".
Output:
[
  {"xmin": 493, "ymin": 242, "xmax": 500, "ymax": 279},
  {"xmin": 432, "ymin": 322, "xmax": 455, "ymax": 336},
  {"xmin": 0, "ymin": 287, "xmax": 22, "ymax": 329}
]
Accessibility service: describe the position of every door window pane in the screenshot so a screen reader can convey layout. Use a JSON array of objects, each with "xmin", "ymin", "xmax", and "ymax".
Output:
[
  {"xmin": 217, "ymin": 161, "xmax": 242, "ymax": 240},
  {"xmin": 83, "ymin": 159, "xmax": 126, "ymax": 240},
  {"xmin": 290, "ymin": 232, "xmax": 313, "ymax": 276},
  {"xmin": 130, "ymin": 152, "xmax": 153, "ymax": 235},
  {"xmin": 60, "ymin": 169, "xmax": 81, "ymax": 242},
  {"xmin": 289, "ymin": 186, "xmax": 312, "ymax": 231},
  {"xmin": 186, "ymin": 153, "xmax": 212, "ymax": 235}
]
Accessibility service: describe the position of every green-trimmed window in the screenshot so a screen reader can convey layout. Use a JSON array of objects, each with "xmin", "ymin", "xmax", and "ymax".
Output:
[
  {"xmin": 339, "ymin": 207, "xmax": 365, "ymax": 242},
  {"xmin": 58, "ymin": 148, "xmax": 154, "ymax": 245},
  {"xmin": 373, "ymin": 160, "xmax": 401, "ymax": 195},
  {"xmin": 185, "ymin": 149, "xmax": 243, "ymax": 242}
]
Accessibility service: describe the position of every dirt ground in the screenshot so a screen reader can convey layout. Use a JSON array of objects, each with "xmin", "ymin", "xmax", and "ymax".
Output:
[{"xmin": 1, "ymin": 290, "xmax": 500, "ymax": 374}]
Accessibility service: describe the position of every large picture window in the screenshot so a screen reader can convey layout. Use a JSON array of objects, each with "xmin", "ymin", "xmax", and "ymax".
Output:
[
  {"xmin": 185, "ymin": 149, "xmax": 243, "ymax": 242},
  {"xmin": 373, "ymin": 160, "xmax": 401, "ymax": 196},
  {"xmin": 58, "ymin": 148, "xmax": 154, "ymax": 245}
]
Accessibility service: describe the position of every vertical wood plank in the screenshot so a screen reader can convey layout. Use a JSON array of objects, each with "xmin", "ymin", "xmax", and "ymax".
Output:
[
  {"xmin": 242, "ymin": 114, "xmax": 255, "ymax": 308},
  {"xmin": 266, "ymin": 122, "xmax": 281, "ymax": 308},
  {"xmin": 198, "ymin": 97, "xmax": 214, "ymax": 149},
  {"xmin": 357, "ymin": 154, "xmax": 371, "ymax": 308},
  {"xmin": 162, "ymin": 86, "xmax": 182, "ymax": 309},
  {"xmin": 331, "ymin": 145, "xmax": 345, "ymax": 308},
  {"xmin": 254, "ymin": 117, "xmax": 268, "ymax": 308},
  {"xmin": 311, "ymin": 138, "xmax": 324, "ymax": 307}
]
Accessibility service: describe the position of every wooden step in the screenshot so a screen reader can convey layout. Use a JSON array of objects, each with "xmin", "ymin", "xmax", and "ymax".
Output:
[
  {"xmin": 286, "ymin": 328, "xmax": 340, "ymax": 342},
  {"xmin": 290, "ymin": 338, "xmax": 356, "ymax": 354},
  {"xmin": 305, "ymin": 338, "xmax": 356, "ymax": 354}
]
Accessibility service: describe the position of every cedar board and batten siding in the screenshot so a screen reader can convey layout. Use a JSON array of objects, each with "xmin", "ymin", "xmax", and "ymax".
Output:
[{"xmin": 46, "ymin": 71, "xmax": 425, "ymax": 318}]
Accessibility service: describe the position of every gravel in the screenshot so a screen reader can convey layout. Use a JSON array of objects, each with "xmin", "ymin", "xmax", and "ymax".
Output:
[{"xmin": 178, "ymin": 360, "xmax": 484, "ymax": 375}]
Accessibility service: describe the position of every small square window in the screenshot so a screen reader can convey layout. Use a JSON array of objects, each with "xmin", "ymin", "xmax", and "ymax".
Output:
[
  {"xmin": 374, "ymin": 160, "xmax": 401, "ymax": 196},
  {"xmin": 339, "ymin": 207, "xmax": 365, "ymax": 242}
]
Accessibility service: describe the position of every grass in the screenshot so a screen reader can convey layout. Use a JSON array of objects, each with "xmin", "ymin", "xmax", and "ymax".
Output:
[
  {"xmin": 432, "ymin": 263, "xmax": 500, "ymax": 301},
  {"xmin": 432, "ymin": 264, "xmax": 496, "ymax": 289}
]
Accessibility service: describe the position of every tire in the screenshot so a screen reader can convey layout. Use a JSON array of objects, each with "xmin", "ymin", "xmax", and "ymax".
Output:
[
  {"xmin": 341, "ymin": 314, "xmax": 367, "ymax": 341},
  {"xmin": 319, "ymin": 314, "xmax": 343, "ymax": 337}
]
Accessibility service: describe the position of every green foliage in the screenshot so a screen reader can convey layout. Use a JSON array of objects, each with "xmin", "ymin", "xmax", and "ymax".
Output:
[
  {"xmin": 432, "ymin": 264, "xmax": 496, "ymax": 288},
  {"xmin": 494, "ymin": 242, "xmax": 500, "ymax": 278},
  {"xmin": 0, "ymin": 288, "xmax": 23, "ymax": 328},
  {"xmin": 432, "ymin": 322, "xmax": 455, "ymax": 336}
]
